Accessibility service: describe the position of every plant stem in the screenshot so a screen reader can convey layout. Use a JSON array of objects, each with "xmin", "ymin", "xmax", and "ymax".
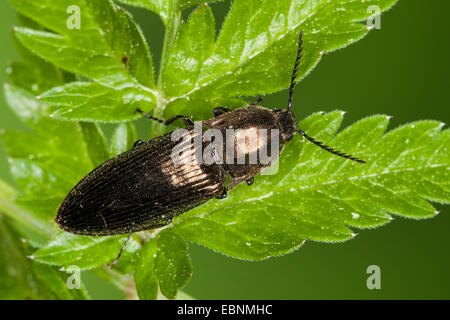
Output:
[
  {"xmin": 152, "ymin": 1, "xmax": 181, "ymax": 137},
  {"xmin": 151, "ymin": 95, "xmax": 169, "ymax": 138},
  {"xmin": 157, "ymin": 1, "xmax": 181, "ymax": 87},
  {"xmin": 0, "ymin": 179, "xmax": 54, "ymax": 239}
]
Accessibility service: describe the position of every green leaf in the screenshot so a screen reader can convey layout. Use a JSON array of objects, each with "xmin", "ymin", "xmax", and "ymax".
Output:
[
  {"xmin": 160, "ymin": 0, "xmax": 398, "ymax": 115},
  {"xmin": 118, "ymin": 0, "xmax": 224, "ymax": 27},
  {"xmin": 10, "ymin": 0, "xmax": 157, "ymax": 121},
  {"xmin": 2, "ymin": 84, "xmax": 94, "ymax": 219},
  {"xmin": 162, "ymin": 4, "xmax": 216, "ymax": 96},
  {"xmin": 9, "ymin": 159, "xmax": 70, "ymax": 219},
  {"xmin": 11, "ymin": 0, "xmax": 398, "ymax": 123},
  {"xmin": 32, "ymin": 232, "xmax": 140, "ymax": 270},
  {"xmin": 7, "ymin": 14, "xmax": 69, "ymax": 95},
  {"xmin": 0, "ymin": 179, "xmax": 56, "ymax": 246},
  {"xmin": 135, "ymin": 230, "xmax": 193, "ymax": 300},
  {"xmin": 0, "ymin": 215, "xmax": 89, "ymax": 299},
  {"xmin": 79, "ymin": 123, "xmax": 110, "ymax": 167},
  {"xmin": 7, "ymin": 60, "xmax": 64, "ymax": 96},
  {"xmin": 40, "ymin": 82, "xmax": 152, "ymax": 122},
  {"xmin": 11, "ymin": 0, "xmax": 155, "ymax": 87},
  {"xmin": 31, "ymin": 262, "xmax": 90, "ymax": 300},
  {"xmin": 155, "ymin": 231, "xmax": 193, "ymax": 299},
  {"xmin": 134, "ymin": 238, "xmax": 158, "ymax": 300},
  {"xmin": 110, "ymin": 122, "xmax": 138, "ymax": 156},
  {"xmin": 170, "ymin": 112, "xmax": 449, "ymax": 260}
]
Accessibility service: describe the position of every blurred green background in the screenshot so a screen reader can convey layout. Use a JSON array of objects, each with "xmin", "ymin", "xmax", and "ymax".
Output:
[{"xmin": 1, "ymin": 0, "xmax": 449, "ymax": 299}]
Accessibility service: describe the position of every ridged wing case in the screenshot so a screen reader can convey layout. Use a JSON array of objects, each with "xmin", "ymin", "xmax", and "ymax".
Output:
[{"xmin": 56, "ymin": 131, "xmax": 226, "ymax": 235}]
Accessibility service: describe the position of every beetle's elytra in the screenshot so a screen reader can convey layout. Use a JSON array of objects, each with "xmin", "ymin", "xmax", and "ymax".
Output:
[{"xmin": 56, "ymin": 31, "xmax": 365, "ymax": 243}]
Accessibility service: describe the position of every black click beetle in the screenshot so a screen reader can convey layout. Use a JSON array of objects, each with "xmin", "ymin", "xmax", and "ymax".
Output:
[{"xmin": 56, "ymin": 32, "xmax": 365, "ymax": 265}]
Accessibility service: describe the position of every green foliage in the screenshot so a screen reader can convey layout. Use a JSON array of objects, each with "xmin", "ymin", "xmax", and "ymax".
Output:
[
  {"xmin": 2, "ymin": 0, "xmax": 448, "ymax": 300},
  {"xmin": 118, "ymin": 0, "xmax": 224, "ymax": 27},
  {"xmin": 11, "ymin": 0, "xmax": 398, "ymax": 122},
  {"xmin": 110, "ymin": 122, "xmax": 138, "ymax": 156},
  {"xmin": 11, "ymin": 0, "xmax": 156, "ymax": 121},
  {"xmin": 135, "ymin": 230, "xmax": 193, "ymax": 300},
  {"xmin": 0, "ymin": 215, "xmax": 90, "ymax": 299},
  {"xmin": 33, "ymin": 232, "xmax": 141, "ymax": 270}
]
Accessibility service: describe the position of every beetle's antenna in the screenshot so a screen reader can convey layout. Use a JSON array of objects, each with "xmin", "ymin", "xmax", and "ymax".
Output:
[
  {"xmin": 287, "ymin": 31, "xmax": 303, "ymax": 112},
  {"xmin": 288, "ymin": 32, "xmax": 365, "ymax": 164},
  {"xmin": 296, "ymin": 129, "xmax": 366, "ymax": 164}
]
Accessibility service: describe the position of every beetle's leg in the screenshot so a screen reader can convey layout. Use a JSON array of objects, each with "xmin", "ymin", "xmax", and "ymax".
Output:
[
  {"xmin": 164, "ymin": 115, "xmax": 194, "ymax": 128},
  {"xmin": 135, "ymin": 108, "xmax": 166, "ymax": 124},
  {"xmin": 246, "ymin": 177, "xmax": 254, "ymax": 186},
  {"xmin": 216, "ymin": 163, "xmax": 230, "ymax": 199},
  {"xmin": 133, "ymin": 139, "xmax": 144, "ymax": 148},
  {"xmin": 135, "ymin": 108, "xmax": 194, "ymax": 128},
  {"xmin": 250, "ymin": 95, "xmax": 264, "ymax": 106},
  {"xmin": 213, "ymin": 107, "xmax": 231, "ymax": 117},
  {"xmin": 108, "ymin": 232, "xmax": 134, "ymax": 268},
  {"xmin": 216, "ymin": 187, "xmax": 228, "ymax": 199}
]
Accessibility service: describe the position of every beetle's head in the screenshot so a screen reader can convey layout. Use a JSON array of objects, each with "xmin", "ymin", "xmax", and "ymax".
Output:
[{"xmin": 276, "ymin": 110, "xmax": 298, "ymax": 142}]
